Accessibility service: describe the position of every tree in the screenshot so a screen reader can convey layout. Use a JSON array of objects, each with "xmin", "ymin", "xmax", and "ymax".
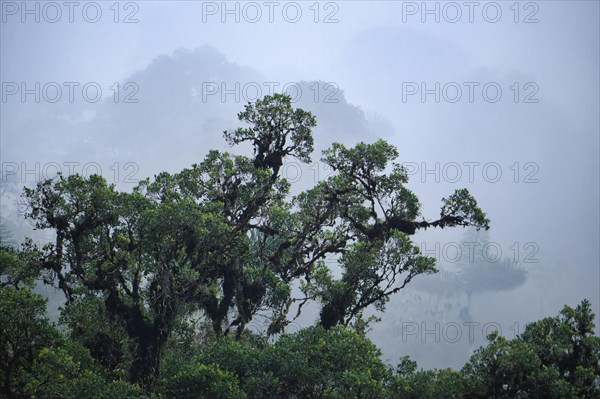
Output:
[
  {"xmin": 163, "ymin": 363, "xmax": 246, "ymax": 399},
  {"xmin": 461, "ymin": 300, "xmax": 600, "ymax": 399},
  {"xmin": 184, "ymin": 325, "xmax": 391, "ymax": 399},
  {"xmin": 0, "ymin": 286, "xmax": 58, "ymax": 397},
  {"xmin": 21, "ymin": 94, "xmax": 489, "ymax": 390},
  {"xmin": 462, "ymin": 331, "xmax": 576, "ymax": 399},
  {"xmin": 0, "ymin": 241, "xmax": 44, "ymax": 289},
  {"xmin": 519, "ymin": 300, "xmax": 600, "ymax": 398},
  {"xmin": 0, "ymin": 244, "xmax": 149, "ymax": 399},
  {"xmin": 0, "ymin": 241, "xmax": 55, "ymax": 397},
  {"xmin": 299, "ymin": 141, "xmax": 488, "ymax": 328},
  {"xmin": 390, "ymin": 365, "xmax": 465, "ymax": 399}
]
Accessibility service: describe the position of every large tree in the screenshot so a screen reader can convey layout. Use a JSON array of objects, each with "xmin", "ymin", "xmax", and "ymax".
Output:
[{"xmin": 22, "ymin": 94, "xmax": 489, "ymax": 390}]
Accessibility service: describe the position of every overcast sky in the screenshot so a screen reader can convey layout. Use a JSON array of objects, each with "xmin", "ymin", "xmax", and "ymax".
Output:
[{"xmin": 1, "ymin": 0, "xmax": 599, "ymax": 369}]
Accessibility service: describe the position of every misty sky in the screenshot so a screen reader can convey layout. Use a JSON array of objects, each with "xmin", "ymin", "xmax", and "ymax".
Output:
[{"xmin": 1, "ymin": 0, "xmax": 599, "ymax": 369}]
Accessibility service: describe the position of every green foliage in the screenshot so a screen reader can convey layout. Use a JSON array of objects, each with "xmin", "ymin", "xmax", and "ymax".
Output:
[
  {"xmin": 0, "ymin": 284, "xmax": 148, "ymax": 398},
  {"xmin": 179, "ymin": 325, "xmax": 391, "ymax": 399},
  {"xmin": 0, "ymin": 241, "xmax": 44, "ymax": 289},
  {"xmin": 384, "ymin": 301, "xmax": 600, "ymax": 399},
  {"xmin": 224, "ymin": 93, "xmax": 316, "ymax": 165},
  {"xmin": 390, "ymin": 367, "xmax": 465, "ymax": 399},
  {"xmin": 0, "ymin": 286, "xmax": 58, "ymax": 397},
  {"xmin": 519, "ymin": 299, "xmax": 600, "ymax": 398},
  {"xmin": 309, "ymin": 231, "xmax": 437, "ymax": 328},
  {"xmin": 462, "ymin": 332, "xmax": 574, "ymax": 398},
  {"xmin": 268, "ymin": 325, "xmax": 390, "ymax": 398},
  {"xmin": 1, "ymin": 238, "xmax": 599, "ymax": 399},
  {"xmin": 14, "ymin": 94, "xmax": 596, "ymax": 399},
  {"xmin": 21, "ymin": 343, "xmax": 147, "ymax": 399},
  {"xmin": 462, "ymin": 300, "xmax": 600, "ymax": 399},
  {"xmin": 164, "ymin": 363, "xmax": 246, "ymax": 399},
  {"xmin": 440, "ymin": 188, "xmax": 490, "ymax": 231},
  {"xmin": 17, "ymin": 94, "xmax": 491, "ymax": 390},
  {"xmin": 59, "ymin": 294, "xmax": 132, "ymax": 376}
]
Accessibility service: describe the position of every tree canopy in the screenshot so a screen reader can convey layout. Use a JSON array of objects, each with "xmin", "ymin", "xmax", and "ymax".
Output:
[
  {"xmin": 2, "ymin": 94, "xmax": 596, "ymax": 398},
  {"xmin": 17, "ymin": 94, "xmax": 489, "ymax": 390}
]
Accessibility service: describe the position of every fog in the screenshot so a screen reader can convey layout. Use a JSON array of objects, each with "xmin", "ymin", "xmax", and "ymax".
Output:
[{"xmin": 1, "ymin": 1, "xmax": 598, "ymax": 369}]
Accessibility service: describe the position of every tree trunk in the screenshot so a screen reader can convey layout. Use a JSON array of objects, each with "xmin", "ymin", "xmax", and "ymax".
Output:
[{"xmin": 129, "ymin": 329, "xmax": 164, "ymax": 392}]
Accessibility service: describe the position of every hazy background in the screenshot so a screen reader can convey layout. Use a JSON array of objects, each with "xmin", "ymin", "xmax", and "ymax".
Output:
[{"xmin": 1, "ymin": 0, "xmax": 598, "ymax": 369}]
